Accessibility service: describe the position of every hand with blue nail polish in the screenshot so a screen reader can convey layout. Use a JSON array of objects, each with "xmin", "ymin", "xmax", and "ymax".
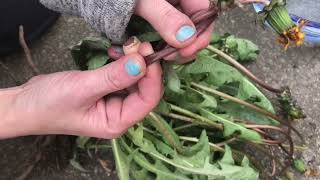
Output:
[
  {"xmin": 125, "ymin": 60, "xmax": 141, "ymax": 76},
  {"xmin": 135, "ymin": 0, "xmax": 214, "ymax": 63},
  {"xmin": 176, "ymin": 25, "xmax": 197, "ymax": 42},
  {"xmin": 0, "ymin": 42, "xmax": 163, "ymax": 139}
]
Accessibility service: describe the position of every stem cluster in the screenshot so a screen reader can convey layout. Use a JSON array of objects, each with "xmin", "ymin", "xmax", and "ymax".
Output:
[{"xmin": 145, "ymin": 6, "xmax": 219, "ymax": 65}]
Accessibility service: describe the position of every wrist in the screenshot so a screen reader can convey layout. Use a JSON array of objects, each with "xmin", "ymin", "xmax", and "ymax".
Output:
[{"xmin": 0, "ymin": 87, "xmax": 25, "ymax": 139}]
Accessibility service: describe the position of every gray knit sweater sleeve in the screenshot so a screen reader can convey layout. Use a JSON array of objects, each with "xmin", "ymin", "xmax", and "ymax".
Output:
[{"xmin": 39, "ymin": 0, "xmax": 137, "ymax": 44}]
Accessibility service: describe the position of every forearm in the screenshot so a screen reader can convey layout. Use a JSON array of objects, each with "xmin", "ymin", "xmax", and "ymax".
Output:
[{"xmin": 39, "ymin": 0, "xmax": 137, "ymax": 44}]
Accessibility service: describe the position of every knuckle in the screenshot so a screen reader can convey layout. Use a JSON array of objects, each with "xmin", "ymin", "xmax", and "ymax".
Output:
[
  {"xmin": 140, "ymin": 93, "xmax": 160, "ymax": 110},
  {"xmin": 161, "ymin": 6, "xmax": 177, "ymax": 19},
  {"xmin": 160, "ymin": 7, "xmax": 186, "ymax": 27},
  {"xmin": 103, "ymin": 70, "xmax": 122, "ymax": 91}
]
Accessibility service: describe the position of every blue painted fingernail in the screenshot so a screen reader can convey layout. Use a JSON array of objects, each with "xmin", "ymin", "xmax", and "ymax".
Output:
[
  {"xmin": 125, "ymin": 60, "xmax": 141, "ymax": 76},
  {"xmin": 176, "ymin": 25, "xmax": 196, "ymax": 42}
]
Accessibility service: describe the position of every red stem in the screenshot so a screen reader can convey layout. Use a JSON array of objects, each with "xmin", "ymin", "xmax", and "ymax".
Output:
[{"xmin": 145, "ymin": 6, "xmax": 219, "ymax": 65}]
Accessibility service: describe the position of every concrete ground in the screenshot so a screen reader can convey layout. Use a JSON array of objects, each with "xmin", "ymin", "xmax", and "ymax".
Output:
[{"xmin": 0, "ymin": 7, "xmax": 319, "ymax": 180}]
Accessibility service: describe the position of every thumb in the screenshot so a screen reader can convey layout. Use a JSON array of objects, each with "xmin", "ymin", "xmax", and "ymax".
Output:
[
  {"xmin": 81, "ymin": 53, "xmax": 147, "ymax": 100},
  {"xmin": 135, "ymin": 0, "xmax": 197, "ymax": 48}
]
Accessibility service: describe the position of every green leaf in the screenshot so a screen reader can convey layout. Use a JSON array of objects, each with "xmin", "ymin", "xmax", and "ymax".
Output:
[
  {"xmin": 120, "ymin": 137, "xmax": 189, "ymax": 180},
  {"xmin": 179, "ymin": 52, "xmax": 242, "ymax": 86},
  {"xmin": 164, "ymin": 63, "xmax": 182, "ymax": 93},
  {"xmin": 71, "ymin": 37, "xmax": 111, "ymax": 70},
  {"xmin": 131, "ymin": 167, "xmax": 150, "ymax": 180},
  {"xmin": 75, "ymin": 37, "xmax": 111, "ymax": 51},
  {"xmin": 200, "ymin": 109, "xmax": 262, "ymax": 142},
  {"xmin": 138, "ymin": 32, "xmax": 162, "ymax": 42},
  {"xmin": 220, "ymin": 146, "xmax": 235, "ymax": 165},
  {"xmin": 146, "ymin": 113, "xmax": 182, "ymax": 152},
  {"xmin": 127, "ymin": 126, "xmax": 259, "ymax": 179},
  {"xmin": 154, "ymin": 99, "xmax": 171, "ymax": 114},
  {"xmin": 210, "ymin": 33, "xmax": 222, "ymax": 44},
  {"xmin": 213, "ymin": 148, "xmax": 259, "ymax": 180},
  {"xmin": 219, "ymin": 101, "xmax": 275, "ymax": 125},
  {"xmin": 127, "ymin": 16, "xmax": 156, "ymax": 35},
  {"xmin": 220, "ymin": 78, "xmax": 277, "ymax": 125},
  {"xmin": 86, "ymin": 53, "xmax": 109, "ymax": 70},
  {"xmin": 112, "ymin": 139, "xmax": 130, "ymax": 180},
  {"xmin": 209, "ymin": 33, "xmax": 259, "ymax": 62},
  {"xmin": 76, "ymin": 136, "xmax": 91, "ymax": 149},
  {"xmin": 217, "ymin": 162, "xmax": 259, "ymax": 180},
  {"xmin": 165, "ymin": 87, "xmax": 217, "ymax": 114},
  {"xmin": 217, "ymin": 81, "xmax": 240, "ymax": 96},
  {"xmin": 293, "ymin": 159, "xmax": 307, "ymax": 173},
  {"xmin": 225, "ymin": 35, "xmax": 260, "ymax": 62},
  {"xmin": 144, "ymin": 132, "xmax": 175, "ymax": 156},
  {"xmin": 173, "ymin": 131, "xmax": 211, "ymax": 168},
  {"xmin": 189, "ymin": 89, "xmax": 217, "ymax": 111},
  {"xmin": 179, "ymin": 53, "xmax": 276, "ymax": 125}
]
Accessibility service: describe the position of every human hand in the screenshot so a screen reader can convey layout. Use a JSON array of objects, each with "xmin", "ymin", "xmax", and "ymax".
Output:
[
  {"xmin": 135, "ymin": 0, "xmax": 214, "ymax": 63},
  {"xmin": 1, "ymin": 42, "xmax": 162, "ymax": 139}
]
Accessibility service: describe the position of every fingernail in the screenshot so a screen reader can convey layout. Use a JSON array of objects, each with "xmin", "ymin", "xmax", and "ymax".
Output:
[
  {"xmin": 123, "ymin": 36, "xmax": 141, "ymax": 55},
  {"xmin": 124, "ymin": 37, "xmax": 136, "ymax": 47},
  {"xmin": 125, "ymin": 59, "xmax": 141, "ymax": 76},
  {"xmin": 176, "ymin": 25, "xmax": 196, "ymax": 42}
]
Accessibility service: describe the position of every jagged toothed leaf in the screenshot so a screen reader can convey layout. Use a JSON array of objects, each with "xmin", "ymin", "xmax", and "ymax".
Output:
[
  {"xmin": 127, "ymin": 126, "xmax": 258, "ymax": 179},
  {"xmin": 173, "ymin": 131, "xmax": 211, "ymax": 169},
  {"xmin": 120, "ymin": 137, "xmax": 189, "ymax": 180},
  {"xmin": 179, "ymin": 51, "xmax": 277, "ymax": 125},
  {"xmin": 144, "ymin": 132, "xmax": 175, "ymax": 156},
  {"xmin": 212, "ymin": 146, "xmax": 258, "ymax": 180},
  {"xmin": 220, "ymin": 146, "xmax": 235, "ymax": 165}
]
